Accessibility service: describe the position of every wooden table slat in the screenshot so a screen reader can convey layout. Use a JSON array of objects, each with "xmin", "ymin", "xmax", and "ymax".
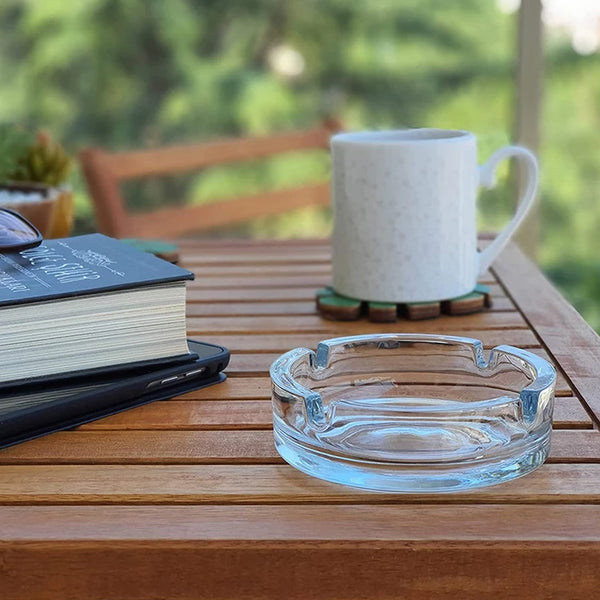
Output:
[
  {"xmin": 186, "ymin": 296, "xmax": 515, "ymax": 316},
  {"xmin": 1, "ymin": 504, "xmax": 598, "ymax": 541},
  {"xmin": 192, "ymin": 330, "xmax": 542, "ymax": 352},
  {"xmin": 0, "ymin": 463, "xmax": 599, "ymax": 504},
  {"xmin": 187, "ymin": 311, "xmax": 528, "ymax": 335},
  {"xmin": 187, "ymin": 284, "xmax": 509, "ymax": 303},
  {"xmin": 492, "ymin": 243, "xmax": 600, "ymax": 428},
  {"xmin": 76, "ymin": 395, "xmax": 592, "ymax": 431},
  {"xmin": 181, "ymin": 262, "xmax": 497, "ymax": 284},
  {"xmin": 222, "ymin": 350, "xmax": 573, "ymax": 393},
  {"xmin": 0, "ymin": 429, "xmax": 596, "ymax": 465}
]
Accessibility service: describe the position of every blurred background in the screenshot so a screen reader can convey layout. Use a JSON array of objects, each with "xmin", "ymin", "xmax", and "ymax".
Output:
[{"xmin": 1, "ymin": 0, "xmax": 600, "ymax": 327}]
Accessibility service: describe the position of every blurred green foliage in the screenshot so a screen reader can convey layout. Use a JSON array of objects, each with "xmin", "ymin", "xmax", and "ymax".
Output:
[{"xmin": 1, "ymin": 0, "xmax": 600, "ymax": 327}]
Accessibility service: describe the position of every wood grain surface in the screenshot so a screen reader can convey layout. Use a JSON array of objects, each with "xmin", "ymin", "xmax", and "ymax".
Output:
[{"xmin": 1, "ymin": 238, "xmax": 599, "ymax": 599}]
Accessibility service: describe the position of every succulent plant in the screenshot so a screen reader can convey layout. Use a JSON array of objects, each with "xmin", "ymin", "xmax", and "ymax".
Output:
[
  {"xmin": 0, "ymin": 124, "xmax": 33, "ymax": 184},
  {"xmin": 7, "ymin": 131, "xmax": 72, "ymax": 187}
]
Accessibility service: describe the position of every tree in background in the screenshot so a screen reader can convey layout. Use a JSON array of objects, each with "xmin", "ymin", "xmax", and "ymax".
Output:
[
  {"xmin": 0, "ymin": 0, "xmax": 599, "ymax": 327},
  {"xmin": 0, "ymin": 0, "xmax": 513, "ymax": 223}
]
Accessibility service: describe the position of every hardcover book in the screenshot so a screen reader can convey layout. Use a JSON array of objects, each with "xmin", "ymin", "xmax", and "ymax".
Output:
[{"xmin": 0, "ymin": 233, "xmax": 194, "ymax": 385}]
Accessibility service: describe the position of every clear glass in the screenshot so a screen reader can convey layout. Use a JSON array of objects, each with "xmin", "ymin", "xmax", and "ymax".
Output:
[
  {"xmin": 270, "ymin": 334, "xmax": 556, "ymax": 493},
  {"xmin": 0, "ymin": 208, "xmax": 43, "ymax": 250}
]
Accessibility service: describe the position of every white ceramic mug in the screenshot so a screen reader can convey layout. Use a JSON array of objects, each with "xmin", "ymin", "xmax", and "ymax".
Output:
[{"xmin": 330, "ymin": 129, "xmax": 538, "ymax": 303}]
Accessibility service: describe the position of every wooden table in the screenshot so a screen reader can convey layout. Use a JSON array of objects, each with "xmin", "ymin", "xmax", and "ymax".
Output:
[{"xmin": 1, "ymin": 238, "xmax": 600, "ymax": 599}]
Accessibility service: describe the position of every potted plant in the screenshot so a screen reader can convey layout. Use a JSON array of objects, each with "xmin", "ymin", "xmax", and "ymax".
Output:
[{"xmin": 0, "ymin": 125, "xmax": 73, "ymax": 238}]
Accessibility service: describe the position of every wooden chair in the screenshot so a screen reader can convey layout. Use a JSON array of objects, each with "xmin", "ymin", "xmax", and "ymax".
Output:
[{"xmin": 79, "ymin": 120, "xmax": 341, "ymax": 239}]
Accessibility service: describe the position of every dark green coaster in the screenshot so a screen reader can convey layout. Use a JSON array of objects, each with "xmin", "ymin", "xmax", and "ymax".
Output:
[
  {"xmin": 368, "ymin": 302, "xmax": 398, "ymax": 322},
  {"xmin": 404, "ymin": 301, "xmax": 441, "ymax": 320},
  {"xmin": 316, "ymin": 285, "xmax": 491, "ymax": 322},
  {"xmin": 316, "ymin": 289, "xmax": 362, "ymax": 320}
]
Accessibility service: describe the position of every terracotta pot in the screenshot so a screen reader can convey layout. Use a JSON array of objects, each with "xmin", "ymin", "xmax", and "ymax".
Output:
[
  {"xmin": 0, "ymin": 183, "xmax": 74, "ymax": 239},
  {"xmin": 48, "ymin": 188, "xmax": 74, "ymax": 238}
]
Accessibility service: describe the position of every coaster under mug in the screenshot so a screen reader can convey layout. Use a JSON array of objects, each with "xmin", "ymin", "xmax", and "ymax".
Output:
[{"xmin": 316, "ymin": 283, "xmax": 492, "ymax": 322}]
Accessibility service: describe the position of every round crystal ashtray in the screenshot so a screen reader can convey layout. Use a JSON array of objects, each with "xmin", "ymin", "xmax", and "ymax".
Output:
[{"xmin": 270, "ymin": 334, "xmax": 556, "ymax": 493}]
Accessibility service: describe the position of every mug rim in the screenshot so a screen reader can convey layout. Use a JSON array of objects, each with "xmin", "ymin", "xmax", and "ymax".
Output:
[{"xmin": 331, "ymin": 128, "xmax": 474, "ymax": 145}]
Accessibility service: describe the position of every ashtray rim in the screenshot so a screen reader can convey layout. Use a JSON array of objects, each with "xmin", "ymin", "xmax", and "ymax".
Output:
[{"xmin": 270, "ymin": 333, "xmax": 556, "ymax": 422}]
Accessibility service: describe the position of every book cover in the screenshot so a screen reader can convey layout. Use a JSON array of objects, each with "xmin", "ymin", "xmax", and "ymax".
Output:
[{"xmin": 0, "ymin": 233, "xmax": 194, "ymax": 307}]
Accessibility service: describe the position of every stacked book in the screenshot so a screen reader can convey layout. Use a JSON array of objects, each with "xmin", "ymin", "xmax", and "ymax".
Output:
[
  {"xmin": 0, "ymin": 233, "xmax": 193, "ymax": 385},
  {"xmin": 0, "ymin": 234, "xmax": 228, "ymax": 448}
]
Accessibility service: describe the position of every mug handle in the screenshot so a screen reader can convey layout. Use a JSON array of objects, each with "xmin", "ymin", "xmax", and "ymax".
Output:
[{"xmin": 477, "ymin": 145, "xmax": 539, "ymax": 274}]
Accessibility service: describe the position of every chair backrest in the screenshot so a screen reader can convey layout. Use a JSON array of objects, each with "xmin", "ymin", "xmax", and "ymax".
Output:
[{"xmin": 79, "ymin": 120, "xmax": 341, "ymax": 238}]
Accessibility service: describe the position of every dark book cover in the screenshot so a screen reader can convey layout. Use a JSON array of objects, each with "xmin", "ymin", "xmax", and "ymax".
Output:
[
  {"xmin": 0, "ymin": 233, "xmax": 194, "ymax": 307},
  {"xmin": 0, "ymin": 349, "xmax": 199, "ymax": 392},
  {"xmin": 0, "ymin": 341, "xmax": 229, "ymax": 449}
]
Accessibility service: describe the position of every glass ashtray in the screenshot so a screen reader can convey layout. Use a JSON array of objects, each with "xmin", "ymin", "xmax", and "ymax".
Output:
[{"xmin": 270, "ymin": 334, "xmax": 556, "ymax": 492}]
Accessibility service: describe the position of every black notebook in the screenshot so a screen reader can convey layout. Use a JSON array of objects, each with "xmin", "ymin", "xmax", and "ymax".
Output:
[
  {"xmin": 0, "ymin": 233, "xmax": 194, "ymax": 386},
  {"xmin": 0, "ymin": 340, "xmax": 230, "ymax": 450}
]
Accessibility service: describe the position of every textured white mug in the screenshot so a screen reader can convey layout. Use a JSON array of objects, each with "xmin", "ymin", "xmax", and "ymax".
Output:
[{"xmin": 331, "ymin": 129, "xmax": 538, "ymax": 303}]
